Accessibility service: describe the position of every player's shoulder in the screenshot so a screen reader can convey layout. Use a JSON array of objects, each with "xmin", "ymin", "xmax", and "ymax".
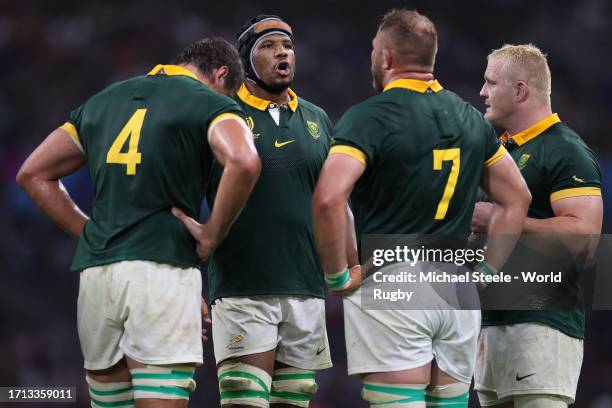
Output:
[
  {"xmin": 542, "ymin": 122, "xmax": 590, "ymax": 152},
  {"xmin": 439, "ymin": 88, "xmax": 488, "ymax": 120},
  {"xmin": 545, "ymin": 121, "xmax": 582, "ymax": 143},
  {"xmin": 296, "ymin": 96, "xmax": 330, "ymax": 120},
  {"xmin": 343, "ymin": 92, "xmax": 390, "ymax": 118},
  {"xmin": 540, "ymin": 121, "xmax": 600, "ymax": 168},
  {"xmin": 85, "ymin": 76, "xmax": 145, "ymax": 104}
]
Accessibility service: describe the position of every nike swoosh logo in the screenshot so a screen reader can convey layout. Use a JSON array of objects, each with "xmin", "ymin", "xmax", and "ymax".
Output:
[
  {"xmin": 316, "ymin": 346, "xmax": 326, "ymax": 355},
  {"xmin": 516, "ymin": 373, "xmax": 536, "ymax": 381},
  {"xmin": 275, "ymin": 139, "xmax": 295, "ymax": 148}
]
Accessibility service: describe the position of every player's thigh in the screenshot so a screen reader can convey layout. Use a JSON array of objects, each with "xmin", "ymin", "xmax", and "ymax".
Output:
[
  {"xmin": 212, "ymin": 296, "xmax": 283, "ymax": 366},
  {"xmin": 121, "ymin": 261, "xmax": 203, "ymax": 365},
  {"xmin": 275, "ymin": 297, "xmax": 331, "ymax": 370},
  {"xmin": 474, "ymin": 328, "xmax": 503, "ymax": 406},
  {"xmin": 78, "ymin": 264, "xmax": 128, "ymax": 371},
  {"xmin": 86, "ymin": 358, "xmax": 131, "ymax": 382},
  {"xmin": 431, "ymin": 309, "xmax": 480, "ymax": 384},
  {"xmin": 343, "ymin": 294, "xmax": 434, "ymax": 377}
]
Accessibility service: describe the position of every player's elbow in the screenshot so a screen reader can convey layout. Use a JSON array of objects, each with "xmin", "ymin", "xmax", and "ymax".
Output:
[
  {"xmin": 518, "ymin": 183, "xmax": 532, "ymax": 213},
  {"xmin": 16, "ymin": 164, "xmax": 37, "ymax": 193},
  {"xmin": 312, "ymin": 186, "xmax": 344, "ymax": 218},
  {"xmin": 499, "ymin": 179, "xmax": 532, "ymax": 215},
  {"xmin": 232, "ymin": 152, "xmax": 261, "ymax": 185}
]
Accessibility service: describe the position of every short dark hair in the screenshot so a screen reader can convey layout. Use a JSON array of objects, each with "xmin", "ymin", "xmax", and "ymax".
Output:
[
  {"xmin": 172, "ymin": 37, "xmax": 244, "ymax": 93},
  {"xmin": 378, "ymin": 9, "xmax": 438, "ymax": 72}
]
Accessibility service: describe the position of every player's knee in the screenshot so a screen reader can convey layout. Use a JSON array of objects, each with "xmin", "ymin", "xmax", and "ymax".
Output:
[
  {"xmin": 86, "ymin": 376, "xmax": 134, "ymax": 408},
  {"xmin": 425, "ymin": 382, "xmax": 470, "ymax": 407},
  {"xmin": 361, "ymin": 381, "xmax": 427, "ymax": 407},
  {"xmin": 218, "ymin": 361, "xmax": 272, "ymax": 408},
  {"xmin": 514, "ymin": 394, "xmax": 569, "ymax": 408},
  {"xmin": 269, "ymin": 367, "xmax": 317, "ymax": 407},
  {"xmin": 129, "ymin": 364, "xmax": 196, "ymax": 401}
]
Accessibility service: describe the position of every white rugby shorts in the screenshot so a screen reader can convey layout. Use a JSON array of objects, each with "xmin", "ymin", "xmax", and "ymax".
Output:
[
  {"xmin": 212, "ymin": 296, "xmax": 332, "ymax": 370},
  {"xmin": 78, "ymin": 260, "xmax": 203, "ymax": 370},
  {"xmin": 474, "ymin": 323, "xmax": 583, "ymax": 406}
]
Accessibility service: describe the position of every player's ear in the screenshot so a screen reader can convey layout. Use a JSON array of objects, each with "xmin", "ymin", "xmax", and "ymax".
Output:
[
  {"xmin": 515, "ymin": 80, "xmax": 529, "ymax": 103},
  {"xmin": 214, "ymin": 66, "xmax": 229, "ymax": 83},
  {"xmin": 382, "ymin": 48, "xmax": 393, "ymax": 70},
  {"xmin": 211, "ymin": 66, "xmax": 229, "ymax": 94}
]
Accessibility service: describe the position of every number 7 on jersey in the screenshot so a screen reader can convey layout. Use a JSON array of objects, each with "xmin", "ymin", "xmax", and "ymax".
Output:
[
  {"xmin": 106, "ymin": 109, "xmax": 147, "ymax": 175},
  {"xmin": 433, "ymin": 148, "xmax": 460, "ymax": 220}
]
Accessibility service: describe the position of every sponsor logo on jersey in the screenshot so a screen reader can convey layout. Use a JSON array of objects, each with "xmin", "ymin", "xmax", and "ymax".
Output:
[
  {"xmin": 518, "ymin": 153, "xmax": 531, "ymax": 170},
  {"xmin": 307, "ymin": 120, "xmax": 320, "ymax": 139},
  {"xmin": 275, "ymin": 139, "xmax": 295, "ymax": 148}
]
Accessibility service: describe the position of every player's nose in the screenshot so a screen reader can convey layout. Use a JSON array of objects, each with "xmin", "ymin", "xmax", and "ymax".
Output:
[
  {"xmin": 274, "ymin": 44, "xmax": 288, "ymax": 57},
  {"xmin": 479, "ymin": 84, "xmax": 488, "ymax": 99}
]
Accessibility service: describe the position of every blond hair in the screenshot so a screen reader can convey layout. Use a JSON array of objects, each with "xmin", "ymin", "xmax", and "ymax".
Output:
[{"xmin": 488, "ymin": 44, "xmax": 551, "ymax": 105}]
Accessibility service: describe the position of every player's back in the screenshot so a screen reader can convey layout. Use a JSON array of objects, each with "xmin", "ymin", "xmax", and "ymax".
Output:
[
  {"xmin": 334, "ymin": 79, "xmax": 503, "ymax": 237},
  {"xmin": 65, "ymin": 66, "xmax": 241, "ymax": 270}
]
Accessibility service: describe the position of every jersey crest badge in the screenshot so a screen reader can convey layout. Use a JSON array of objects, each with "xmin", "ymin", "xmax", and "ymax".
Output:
[
  {"xmin": 307, "ymin": 120, "xmax": 320, "ymax": 139},
  {"xmin": 245, "ymin": 116, "xmax": 260, "ymax": 140},
  {"xmin": 518, "ymin": 153, "xmax": 531, "ymax": 170}
]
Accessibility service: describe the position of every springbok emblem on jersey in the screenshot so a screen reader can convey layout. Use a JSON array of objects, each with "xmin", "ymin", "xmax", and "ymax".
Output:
[
  {"xmin": 227, "ymin": 330, "xmax": 246, "ymax": 349},
  {"xmin": 518, "ymin": 154, "xmax": 531, "ymax": 170},
  {"xmin": 307, "ymin": 120, "xmax": 320, "ymax": 139}
]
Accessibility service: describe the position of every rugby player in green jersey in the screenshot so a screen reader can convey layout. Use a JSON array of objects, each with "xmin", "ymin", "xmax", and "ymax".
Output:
[
  {"xmin": 175, "ymin": 15, "xmax": 336, "ymax": 408},
  {"xmin": 16, "ymin": 38, "xmax": 261, "ymax": 408},
  {"xmin": 313, "ymin": 10, "xmax": 531, "ymax": 408},
  {"xmin": 472, "ymin": 44, "xmax": 603, "ymax": 408}
]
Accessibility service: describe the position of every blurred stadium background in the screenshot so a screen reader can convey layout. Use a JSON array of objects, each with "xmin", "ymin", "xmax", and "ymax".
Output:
[{"xmin": 2, "ymin": 0, "xmax": 612, "ymax": 406}]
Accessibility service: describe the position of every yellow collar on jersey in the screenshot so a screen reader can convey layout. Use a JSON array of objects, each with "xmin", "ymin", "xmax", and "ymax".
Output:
[
  {"xmin": 237, "ymin": 83, "xmax": 298, "ymax": 112},
  {"xmin": 147, "ymin": 64, "xmax": 198, "ymax": 81},
  {"xmin": 383, "ymin": 78, "xmax": 443, "ymax": 93},
  {"xmin": 500, "ymin": 113, "xmax": 561, "ymax": 146}
]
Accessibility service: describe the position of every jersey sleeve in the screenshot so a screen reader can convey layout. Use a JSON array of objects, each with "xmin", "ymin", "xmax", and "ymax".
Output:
[
  {"xmin": 546, "ymin": 138, "xmax": 602, "ymax": 203},
  {"xmin": 331, "ymin": 103, "xmax": 383, "ymax": 167},
  {"xmin": 59, "ymin": 104, "xmax": 86, "ymax": 154},
  {"xmin": 483, "ymin": 121, "xmax": 506, "ymax": 168},
  {"xmin": 205, "ymin": 93, "xmax": 247, "ymax": 142}
]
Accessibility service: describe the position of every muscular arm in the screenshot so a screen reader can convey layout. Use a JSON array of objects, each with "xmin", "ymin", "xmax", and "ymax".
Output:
[
  {"xmin": 173, "ymin": 118, "xmax": 261, "ymax": 259},
  {"xmin": 346, "ymin": 205, "xmax": 359, "ymax": 268},
  {"xmin": 206, "ymin": 119, "xmax": 261, "ymax": 244},
  {"xmin": 16, "ymin": 128, "xmax": 88, "ymax": 238},
  {"xmin": 312, "ymin": 154, "xmax": 364, "ymax": 276},
  {"xmin": 524, "ymin": 195, "xmax": 603, "ymax": 258},
  {"xmin": 524, "ymin": 195, "xmax": 602, "ymax": 235},
  {"xmin": 479, "ymin": 153, "xmax": 532, "ymax": 270}
]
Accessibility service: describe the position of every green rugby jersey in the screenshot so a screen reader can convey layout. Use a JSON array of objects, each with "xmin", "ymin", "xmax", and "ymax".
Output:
[
  {"xmin": 62, "ymin": 64, "xmax": 243, "ymax": 271},
  {"xmin": 206, "ymin": 84, "xmax": 332, "ymax": 302},
  {"xmin": 482, "ymin": 113, "xmax": 602, "ymax": 339},
  {"xmin": 332, "ymin": 78, "xmax": 505, "ymax": 237}
]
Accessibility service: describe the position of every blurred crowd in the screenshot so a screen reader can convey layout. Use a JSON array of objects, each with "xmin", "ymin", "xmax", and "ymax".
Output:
[{"xmin": 2, "ymin": 0, "xmax": 612, "ymax": 406}]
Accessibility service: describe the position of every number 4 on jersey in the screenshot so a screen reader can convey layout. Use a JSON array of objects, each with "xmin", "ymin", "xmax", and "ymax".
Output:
[{"xmin": 106, "ymin": 109, "xmax": 147, "ymax": 175}]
